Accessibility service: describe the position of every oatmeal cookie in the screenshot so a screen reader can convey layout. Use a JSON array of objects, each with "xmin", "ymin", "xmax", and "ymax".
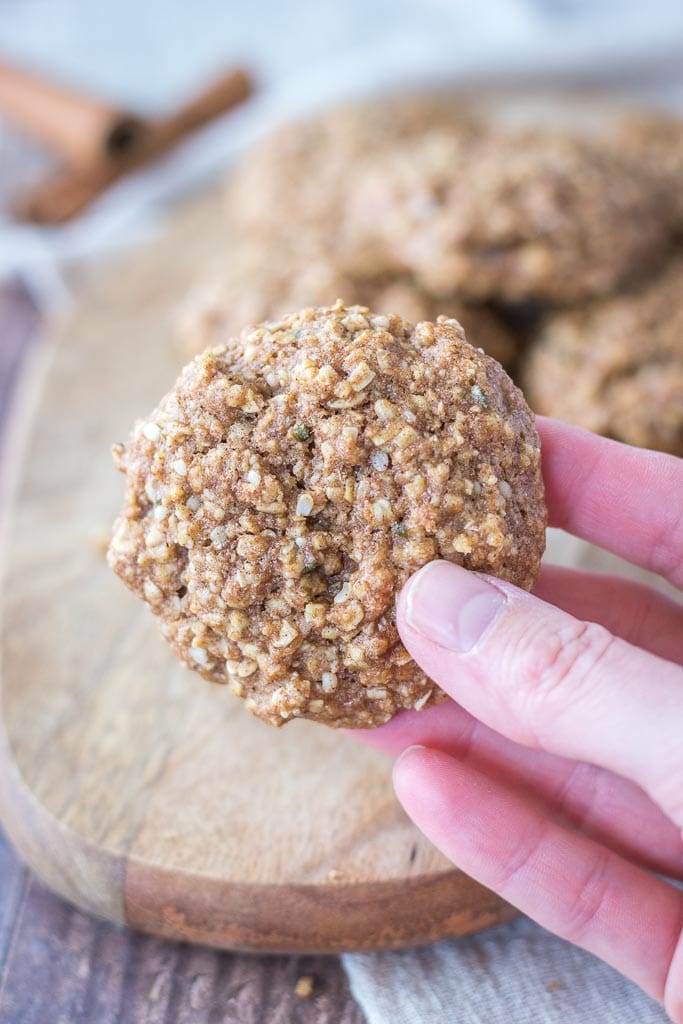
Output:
[
  {"xmin": 610, "ymin": 110, "xmax": 683, "ymax": 230},
  {"xmin": 110, "ymin": 303, "xmax": 545, "ymax": 728},
  {"xmin": 350, "ymin": 127, "xmax": 672, "ymax": 303},
  {"xmin": 177, "ymin": 246, "xmax": 518, "ymax": 369},
  {"xmin": 225, "ymin": 94, "xmax": 481, "ymax": 252},
  {"xmin": 523, "ymin": 259, "xmax": 683, "ymax": 454}
]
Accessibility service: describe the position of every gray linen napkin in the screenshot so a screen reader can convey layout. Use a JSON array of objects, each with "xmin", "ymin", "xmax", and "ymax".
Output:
[{"xmin": 343, "ymin": 917, "xmax": 669, "ymax": 1024}]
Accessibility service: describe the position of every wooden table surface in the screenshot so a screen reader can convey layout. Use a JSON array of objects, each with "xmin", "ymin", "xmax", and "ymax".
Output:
[{"xmin": 0, "ymin": 282, "xmax": 366, "ymax": 1024}]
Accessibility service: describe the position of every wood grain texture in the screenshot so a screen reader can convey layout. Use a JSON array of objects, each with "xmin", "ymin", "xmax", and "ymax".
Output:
[
  {"xmin": 0, "ymin": 828, "xmax": 365, "ymax": 1024},
  {"xmin": 0, "ymin": 283, "xmax": 366, "ymax": 1022},
  {"xmin": 0, "ymin": 193, "xmax": 513, "ymax": 955}
]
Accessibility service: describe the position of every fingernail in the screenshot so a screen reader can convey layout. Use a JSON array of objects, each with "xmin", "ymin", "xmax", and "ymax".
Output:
[
  {"xmin": 395, "ymin": 743, "xmax": 427, "ymax": 765},
  {"xmin": 403, "ymin": 561, "xmax": 505, "ymax": 652},
  {"xmin": 393, "ymin": 744, "xmax": 427, "ymax": 778}
]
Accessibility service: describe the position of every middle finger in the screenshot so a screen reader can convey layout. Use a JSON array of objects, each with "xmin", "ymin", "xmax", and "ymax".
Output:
[{"xmin": 346, "ymin": 699, "xmax": 683, "ymax": 880}]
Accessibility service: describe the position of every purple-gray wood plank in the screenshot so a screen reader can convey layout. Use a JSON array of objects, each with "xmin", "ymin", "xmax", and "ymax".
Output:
[{"xmin": 0, "ymin": 282, "xmax": 365, "ymax": 1024}]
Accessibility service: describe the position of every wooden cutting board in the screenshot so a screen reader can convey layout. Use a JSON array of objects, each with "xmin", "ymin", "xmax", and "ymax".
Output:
[
  {"xmin": 1, "ymin": 131, "xmax": 674, "ymax": 952},
  {"xmin": 0, "ymin": 191, "xmax": 518, "ymax": 953}
]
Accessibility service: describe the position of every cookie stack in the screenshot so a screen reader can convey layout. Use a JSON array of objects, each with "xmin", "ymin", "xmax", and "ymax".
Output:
[{"xmin": 178, "ymin": 95, "xmax": 683, "ymax": 456}]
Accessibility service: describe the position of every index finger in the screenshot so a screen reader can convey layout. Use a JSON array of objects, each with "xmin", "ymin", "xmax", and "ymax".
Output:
[{"xmin": 537, "ymin": 417, "xmax": 683, "ymax": 589}]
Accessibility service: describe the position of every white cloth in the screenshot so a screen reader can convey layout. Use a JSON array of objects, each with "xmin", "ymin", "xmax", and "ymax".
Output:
[
  {"xmin": 343, "ymin": 918, "xmax": 669, "ymax": 1024},
  {"xmin": 3, "ymin": 0, "xmax": 683, "ymax": 308},
  {"xmin": 1, "ymin": 3, "xmax": 682, "ymax": 1021}
]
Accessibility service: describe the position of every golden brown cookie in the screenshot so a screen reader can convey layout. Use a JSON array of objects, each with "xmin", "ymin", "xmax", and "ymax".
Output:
[
  {"xmin": 110, "ymin": 303, "xmax": 546, "ymax": 728},
  {"xmin": 523, "ymin": 259, "xmax": 683, "ymax": 454},
  {"xmin": 610, "ymin": 110, "xmax": 683, "ymax": 230},
  {"xmin": 177, "ymin": 244, "xmax": 518, "ymax": 370},
  {"xmin": 350, "ymin": 127, "xmax": 673, "ymax": 303},
  {"xmin": 225, "ymin": 94, "xmax": 481, "ymax": 253}
]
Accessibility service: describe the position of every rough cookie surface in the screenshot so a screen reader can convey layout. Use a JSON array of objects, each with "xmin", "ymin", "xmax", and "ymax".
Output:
[
  {"xmin": 225, "ymin": 94, "xmax": 481, "ymax": 251},
  {"xmin": 349, "ymin": 127, "xmax": 673, "ymax": 303},
  {"xmin": 177, "ymin": 243, "xmax": 517, "ymax": 370},
  {"xmin": 178, "ymin": 96, "xmax": 518, "ymax": 376},
  {"xmin": 610, "ymin": 111, "xmax": 683, "ymax": 230},
  {"xmin": 524, "ymin": 260, "xmax": 683, "ymax": 454},
  {"xmin": 109, "ymin": 304, "xmax": 546, "ymax": 728}
]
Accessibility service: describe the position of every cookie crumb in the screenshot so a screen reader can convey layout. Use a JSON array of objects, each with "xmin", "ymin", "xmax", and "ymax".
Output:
[
  {"xmin": 295, "ymin": 976, "xmax": 315, "ymax": 998},
  {"xmin": 89, "ymin": 528, "xmax": 113, "ymax": 558}
]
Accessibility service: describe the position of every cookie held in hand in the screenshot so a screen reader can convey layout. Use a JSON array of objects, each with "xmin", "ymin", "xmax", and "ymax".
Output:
[{"xmin": 109, "ymin": 303, "xmax": 546, "ymax": 727}]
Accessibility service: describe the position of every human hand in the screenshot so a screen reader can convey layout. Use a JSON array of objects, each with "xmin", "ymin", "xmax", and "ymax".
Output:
[{"xmin": 347, "ymin": 417, "xmax": 683, "ymax": 1020}]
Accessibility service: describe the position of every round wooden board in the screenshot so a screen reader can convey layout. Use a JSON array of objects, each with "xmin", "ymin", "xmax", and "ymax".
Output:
[{"xmin": 0, "ymin": 191, "xmax": 516, "ymax": 953}]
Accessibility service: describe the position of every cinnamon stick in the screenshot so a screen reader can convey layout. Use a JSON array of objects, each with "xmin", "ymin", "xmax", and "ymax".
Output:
[{"xmin": 0, "ymin": 63, "xmax": 253, "ymax": 222}]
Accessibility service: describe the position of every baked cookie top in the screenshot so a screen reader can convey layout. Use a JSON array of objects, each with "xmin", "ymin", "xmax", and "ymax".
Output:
[
  {"xmin": 349, "ymin": 127, "xmax": 673, "ymax": 303},
  {"xmin": 524, "ymin": 259, "xmax": 683, "ymax": 454},
  {"xmin": 109, "ymin": 303, "xmax": 546, "ymax": 728},
  {"xmin": 224, "ymin": 94, "xmax": 481, "ymax": 248},
  {"xmin": 610, "ymin": 110, "xmax": 683, "ymax": 229},
  {"xmin": 176, "ymin": 242, "xmax": 518, "ymax": 369}
]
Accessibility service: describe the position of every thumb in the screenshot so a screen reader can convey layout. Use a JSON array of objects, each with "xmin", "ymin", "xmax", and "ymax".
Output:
[{"xmin": 396, "ymin": 561, "xmax": 683, "ymax": 825}]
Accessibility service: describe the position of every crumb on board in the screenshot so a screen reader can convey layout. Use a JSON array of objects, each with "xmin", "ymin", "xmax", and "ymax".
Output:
[
  {"xmin": 295, "ymin": 975, "xmax": 315, "ymax": 998},
  {"xmin": 89, "ymin": 528, "xmax": 113, "ymax": 557}
]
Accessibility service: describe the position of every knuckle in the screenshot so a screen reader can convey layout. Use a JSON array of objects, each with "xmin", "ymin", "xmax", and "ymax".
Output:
[
  {"xmin": 648, "ymin": 496, "xmax": 683, "ymax": 589},
  {"xmin": 630, "ymin": 593, "xmax": 670, "ymax": 654},
  {"xmin": 561, "ymin": 848, "xmax": 613, "ymax": 945},
  {"xmin": 491, "ymin": 821, "xmax": 547, "ymax": 896},
  {"xmin": 553, "ymin": 761, "xmax": 601, "ymax": 833},
  {"xmin": 516, "ymin": 618, "xmax": 617, "ymax": 726}
]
